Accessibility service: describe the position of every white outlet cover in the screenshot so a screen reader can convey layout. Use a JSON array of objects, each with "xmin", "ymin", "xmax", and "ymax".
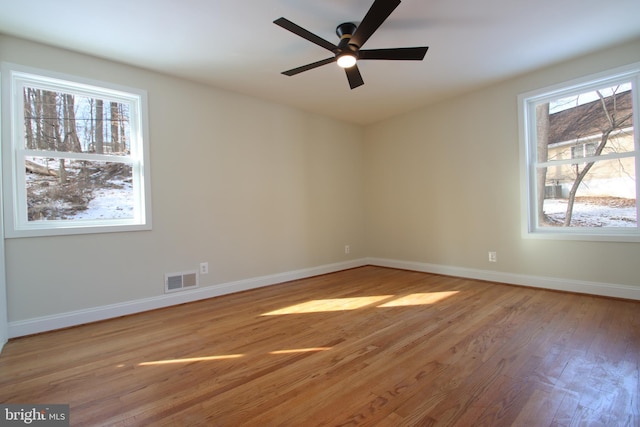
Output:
[{"xmin": 200, "ymin": 262, "xmax": 209, "ymax": 274}]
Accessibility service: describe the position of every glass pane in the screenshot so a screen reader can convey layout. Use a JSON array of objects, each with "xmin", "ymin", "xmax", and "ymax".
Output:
[
  {"xmin": 25, "ymin": 157, "xmax": 134, "ymax": 221},
  {"xmin": 537, "ymin": 83, "xmax": 634, "ymax": 163},
  {"xmin": 538, "ymin": 158, "xmax": 636, "ymax": 227},
  {"xmin": 23, "ymin": 87, "xmax": 131, "ymax": 155}
]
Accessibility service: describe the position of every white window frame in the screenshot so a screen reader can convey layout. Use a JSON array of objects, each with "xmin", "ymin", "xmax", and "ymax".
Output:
[
  {"xmin": 518, "ymin": 62, "xmax": 640, "ymax": 242},
  {"xmin": 1, "ymin": 63, "xmax": 152, "ymax": 238}
]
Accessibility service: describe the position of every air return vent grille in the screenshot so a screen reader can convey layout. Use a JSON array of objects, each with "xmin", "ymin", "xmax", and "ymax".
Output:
[{"xmin": 165, "ymin": 270, "xmax": 198, "ymax": 293}]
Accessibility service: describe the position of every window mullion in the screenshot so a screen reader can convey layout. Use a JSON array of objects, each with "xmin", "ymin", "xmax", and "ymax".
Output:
[
  {"xmin": 537, "ymin": 151, "xmax": 635, "ymax": 168},
  {"xmin": 21, "ymin": 149, "xmax": 134, "ymax": 164}
]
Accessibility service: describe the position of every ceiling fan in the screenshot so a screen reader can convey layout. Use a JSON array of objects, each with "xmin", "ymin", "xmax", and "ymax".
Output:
[{"xmin": 274, "ymin": 0, "xmax": 429, "ymax": 89}]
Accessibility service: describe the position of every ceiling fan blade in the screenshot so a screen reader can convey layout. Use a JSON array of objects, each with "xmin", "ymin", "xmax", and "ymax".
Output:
[
  {"xmin": 282, "ymin": 57, "xmax": 336, "ymax": 76},
  {"xmin": 359, "ymin": 46, "xmax": 429, "ymax": 60},
  {"xmin": 345, "ymin": 65, "xmax": 364, "ymax": 89},
  {"xmin": 348, "ymin": 0, "xmax": 402, "ymax": 49},
  {"xmin": 274, "ymin": 17, "xmax": 337, "ymax": 52}
]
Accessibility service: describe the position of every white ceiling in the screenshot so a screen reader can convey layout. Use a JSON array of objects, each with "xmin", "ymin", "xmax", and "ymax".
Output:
[{"xmin": 1, "ymin": 0, "xmax": 639, "ymax": 125}]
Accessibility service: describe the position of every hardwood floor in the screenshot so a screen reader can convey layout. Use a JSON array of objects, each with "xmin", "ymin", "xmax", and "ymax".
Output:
[{"xmin": 1, "ymin": 266, "xmax": 639, "ymax": 426}]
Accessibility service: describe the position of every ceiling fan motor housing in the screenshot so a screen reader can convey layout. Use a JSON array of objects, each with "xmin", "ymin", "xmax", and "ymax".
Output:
[{"xmin": 336, "ymin": 22, "xmax": 357, "ymax": 39}]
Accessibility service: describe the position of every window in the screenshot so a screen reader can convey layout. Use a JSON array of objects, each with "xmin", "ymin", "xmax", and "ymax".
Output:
[
  {"xmin": 1, "ymin": 63, "xmax": 151, "ymax": 237},
  {"xmin": 571, "ymin": 142, "xmax": 597, "ymax": 160},
  {"xmin": 518, "ymin": 62, "xmax": 640, "ymax": 241}
]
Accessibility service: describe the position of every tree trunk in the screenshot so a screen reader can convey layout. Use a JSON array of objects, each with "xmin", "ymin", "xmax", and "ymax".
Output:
[
  {"xmin": 43, "ymin": 90, "xmax": 60, "ymax": 151},
  {"xmin": 110, "ymin": 102, "xmax": 120, "ymax": 153},
  {"xmin": 63, "ymin": 94, "xmax": 82, "ymax": 152},
  {"xmin": 563, "ymin": 129, "xmax": 612, "ymax": 226},
  {"xmin": 23, "ymin": 89, "xmax": 35, "ymax": 149},
  {"xmin": 34, "ymin": 89, "xmax": 44, "ymax": 149},
  {"xmin": 535, "ymin": 103, "xmax": 550, "ymax": 226},
  {"xmin": 25, "ymin": 159, "xmax": 59, "ymax": 177},
  {"xmin": 95, "ymin": 99, "xmax": 104, "ymax": 154},
  {"xmin": 59, "ymin": 158, "xmax": 67, "ymax": 184},
  {"xmin": 119, "ymin": 104, "xmax": 127, "ymax": 152}
]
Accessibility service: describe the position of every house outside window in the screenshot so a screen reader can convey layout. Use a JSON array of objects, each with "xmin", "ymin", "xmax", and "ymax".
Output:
[
  {"xmin": 518, "ymin": 62, "xmax": 640, "ymax": 241},
  {"xmin": 1, "ymin": 63, "xmax": 151, "ymax": 237}
]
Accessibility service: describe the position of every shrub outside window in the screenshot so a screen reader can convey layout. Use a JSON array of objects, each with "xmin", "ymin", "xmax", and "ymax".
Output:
[
  {"xmin": 518, "ymin": 63, "xmax": 640, "ymax": 241},
  {"xmin": 1, "ymin": 64, "xmax": 151, "ymax": 237}
]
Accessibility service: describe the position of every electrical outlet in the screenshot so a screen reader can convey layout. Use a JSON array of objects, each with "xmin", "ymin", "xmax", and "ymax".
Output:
[
  {"xmin": 345, "ymin": 245, "xmax": 350, "ymax": 254},
  {"xmin": 200, "ymin": 262, "xmax": 209, "ymax": 274},
  {"xmin": 488, "ymin": 252, "xmax": 497, "ymax": 263}
]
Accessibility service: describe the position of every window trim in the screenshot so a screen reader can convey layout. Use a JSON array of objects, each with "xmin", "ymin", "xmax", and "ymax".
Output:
[
  {"xmin": 1, "ymin": 63, "xmax": 152, "ymax": 238},
  {"xmin": 518, "ymin": 62, "xmax": 640, "ymax": 242}
]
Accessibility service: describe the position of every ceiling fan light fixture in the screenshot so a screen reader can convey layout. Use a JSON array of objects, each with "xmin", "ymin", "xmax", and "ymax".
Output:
[
  {"xmin": 274, "ymin": 0, "xmax": 428, "ymax": 89},
  {"xmin": 337, "ymin": 54, "xmax": 357, "ymax": 68}
]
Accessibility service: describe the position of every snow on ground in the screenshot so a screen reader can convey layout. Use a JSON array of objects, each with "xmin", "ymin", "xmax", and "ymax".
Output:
[
  {"xmin": 543, "ymin": 199, "xmax": 636, "ymax": 227},
  {"xmin": 72, "ymin": 180, "xmax": 134, "ymax": 220},
  {"xmin": 25, "ymin": 157, "xmax": 134, "ymax": 220}
]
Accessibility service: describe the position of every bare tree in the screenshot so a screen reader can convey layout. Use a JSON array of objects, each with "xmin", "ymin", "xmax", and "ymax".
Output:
[
  {"xmin": 24, "ymin": 88, "xmax": 47, "ymax": 149},
  {"xmin": 562, "ymin": 89, "xmax": 633, "ymax": 226}
]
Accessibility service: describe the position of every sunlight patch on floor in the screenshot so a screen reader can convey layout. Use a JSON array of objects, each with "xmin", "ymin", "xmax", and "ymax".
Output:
[
  {"xmin": 135, "ymin": 292, "xmax": 460, "ymax": 367},
  {"xmin": 138, "ymin": 354, "xmax": 244, "ymax": 366},
  {"xmin": 379, "ymin": 291, "xmax": 460, "ymax": 307},
  {"xmin": 137, "ymin": 348, "xmax": 331, "ymax": 366},
  {"xmin": 269, "ymin": 347, "xmax": 332, "ymax": 355},
  {"xmin": 262, "ymin": 296, "xmax": 393, "ymax": 315},
  {"xmin": 262, "ymin": 291, "xmax": 461, "ymax": 315}
]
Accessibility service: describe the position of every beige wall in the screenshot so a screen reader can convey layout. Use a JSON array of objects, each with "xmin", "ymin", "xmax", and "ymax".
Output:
[
  {"xmin": 1, "ymin": 35, "xmax": 366, "ymax": 322},
  {"xmin": 364, "ymin": 37, "xmax": 640, "ymax": 287},
  {"xmin": 2, "ymin": 34, "xmax": 639, "ymax": 328}
]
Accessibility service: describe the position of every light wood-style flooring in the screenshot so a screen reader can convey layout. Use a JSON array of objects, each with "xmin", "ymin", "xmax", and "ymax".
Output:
[{"xmin": 1, "ymin": 266, "xmax": 639, "ymax": 426}]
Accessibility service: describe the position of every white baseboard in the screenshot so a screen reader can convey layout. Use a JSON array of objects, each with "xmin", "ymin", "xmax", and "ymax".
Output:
[
  {"xmin": 9, "ymin": 257, "xmax": 639, "ymax": 338},
  {"xmin": 8, "ymin": 258, "xmax": 368, "ymax": 338},
  {"xmin": 367, "ymin": 257, "xmax": 640, "ymax": 301}
]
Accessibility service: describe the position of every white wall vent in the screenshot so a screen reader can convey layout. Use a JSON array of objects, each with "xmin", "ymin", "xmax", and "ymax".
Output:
[{"xmin": 165, "ymin": 270, "xmax": 198, "ymax": 293}]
